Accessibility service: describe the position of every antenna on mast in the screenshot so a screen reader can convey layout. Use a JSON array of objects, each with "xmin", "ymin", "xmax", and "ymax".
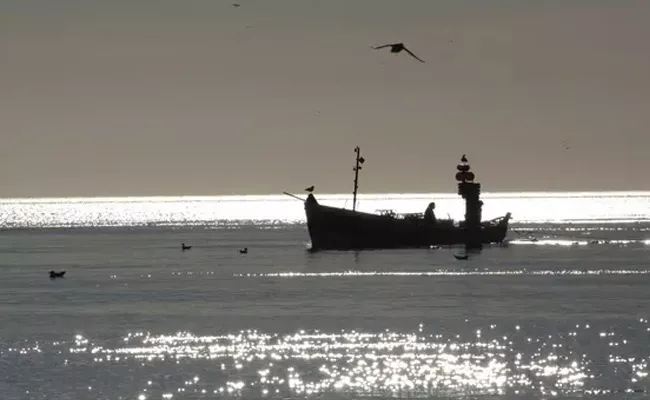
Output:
[{"xmin": 352, "ymin": 146, "xmax": 365, "ymax": 212}]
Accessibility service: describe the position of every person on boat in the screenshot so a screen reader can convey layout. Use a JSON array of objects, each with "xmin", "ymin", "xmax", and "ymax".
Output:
[{"xmin": 424, "ymin": 202, "xmax": 437, "ymax": 223}]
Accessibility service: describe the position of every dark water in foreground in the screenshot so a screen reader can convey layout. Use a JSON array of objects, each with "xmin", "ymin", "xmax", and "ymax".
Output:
[{"xmin": 1, "ymin": 194, "xmax": 649, "ymax": 399}]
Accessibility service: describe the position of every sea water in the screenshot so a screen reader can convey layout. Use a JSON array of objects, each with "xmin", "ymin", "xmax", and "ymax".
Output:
[{"xmin": 1, "ymin": 192, "xmax": 649, "ymax": 399}]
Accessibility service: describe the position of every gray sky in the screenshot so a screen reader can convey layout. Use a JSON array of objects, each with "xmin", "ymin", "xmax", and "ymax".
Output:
[{"xmin": 2, "ymin": 0, "xmax": 649, "ymax": 197}]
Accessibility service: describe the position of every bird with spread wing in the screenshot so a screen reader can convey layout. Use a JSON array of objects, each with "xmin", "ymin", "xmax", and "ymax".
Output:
[{"xmin": 372, "ymin": 42, "xmax": 425, "ymax": 63}]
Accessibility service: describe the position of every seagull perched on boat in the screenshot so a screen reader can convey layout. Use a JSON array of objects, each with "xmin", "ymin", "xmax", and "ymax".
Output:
[
  {"xmin": 371, "ymin": 42, "xmax": 425, "ymax": 63},
  {"xmin": 461, "ymin": 154, "xmax": 468, "ymax": 163},
  {"xmin": 305, "ymin": 186, "xmax": 315, "ymax": 193}
]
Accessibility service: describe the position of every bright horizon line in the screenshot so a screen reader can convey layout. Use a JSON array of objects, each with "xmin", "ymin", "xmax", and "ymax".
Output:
[{"xmin": 1, "ymin": 190, "xmax": 650, "ymax": 203}]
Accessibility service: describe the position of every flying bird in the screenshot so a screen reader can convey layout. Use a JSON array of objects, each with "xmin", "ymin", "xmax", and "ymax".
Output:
[
  {"xmin": 305, "ymin": 186, "xmax": 315, "ymax": 193},
  {"xmin": 372, "ymin": 42, "xmax": 425, "ymax": 63}
]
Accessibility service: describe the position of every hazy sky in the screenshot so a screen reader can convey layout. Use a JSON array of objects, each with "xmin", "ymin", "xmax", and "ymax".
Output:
[{"xmin": 2, "ymin": 0, "xmax": 649, "ymax": 197}]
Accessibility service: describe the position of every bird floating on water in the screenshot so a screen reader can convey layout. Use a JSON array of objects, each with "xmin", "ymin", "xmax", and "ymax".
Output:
[
  {"xmin": 372, "ymin": 42, "xmax": 425, "ymax": 63},
  {"xmin": 49, "ymin": 270, "xmax": 66, "ymax": 279},
  {"xmin": 240, "ymin": 247, "xmax": 248, "ymax": 254},
  {"xmin": 181, "ymin": 243, "xmax": 192, "ymax": 251}
]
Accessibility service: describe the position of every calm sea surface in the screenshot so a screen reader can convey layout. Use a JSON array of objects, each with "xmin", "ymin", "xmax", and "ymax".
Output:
[{"xmin": 1, "ymin": 192, "xmax": 649, "ymax": 400}]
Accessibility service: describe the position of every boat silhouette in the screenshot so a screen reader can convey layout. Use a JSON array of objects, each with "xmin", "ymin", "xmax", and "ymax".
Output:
[{"xmin": 299, "ymin": 147, "xmax": 511, "ymax": 251}]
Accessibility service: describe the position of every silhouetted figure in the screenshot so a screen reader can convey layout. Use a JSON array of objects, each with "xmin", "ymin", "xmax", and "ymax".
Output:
[
  {"xmin": 372, "ymin": 43, "xmax": 425, "ymax": 63},
  {"xmin": 239, "ymin": 247, "xmax": 248, "ymax": 254},
  {"xmin": 49, "ymin": 270, "xmax": 66, "ymax": 279},
  {"xmin": 182, "ymin": 243, "xmax": 192, "ymax": 251},
  {"xmin": 424, "ymin": 202, "xmax": 437, "ymax": 223},
  {"xmin": 305, "ymin": 186, "xmax": 315, "ymax": 193}
]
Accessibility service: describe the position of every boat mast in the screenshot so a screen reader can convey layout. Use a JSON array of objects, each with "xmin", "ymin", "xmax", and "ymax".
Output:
[{"xmin": 352, "ymin": 146, "xmax": 365, "ymax": 212}]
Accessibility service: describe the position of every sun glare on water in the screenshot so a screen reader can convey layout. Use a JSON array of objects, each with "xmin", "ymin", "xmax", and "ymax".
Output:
[
  {"xmin": 5, "ymin": 323, "xmax": 649, "ymax": 398},
  {"xmin": 0, "ymin": 192, "xmax": 649, "ymax": 228}
]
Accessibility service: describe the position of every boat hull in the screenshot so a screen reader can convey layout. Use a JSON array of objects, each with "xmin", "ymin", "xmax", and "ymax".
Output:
[{"xmin": 304, "ymin": 195, "xmax": 509, "ymax": 251}]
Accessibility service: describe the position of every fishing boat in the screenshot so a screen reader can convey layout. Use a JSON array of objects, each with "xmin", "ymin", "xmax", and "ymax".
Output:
[{"xmin": 298, "ymin": 147, "xmax": 511, "ymax": 251}]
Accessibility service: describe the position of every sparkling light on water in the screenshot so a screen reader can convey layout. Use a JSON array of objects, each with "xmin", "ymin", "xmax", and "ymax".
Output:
[
  {"xmin": 3, "ymin": 324, "xmax": 649, "ymax": 398},
  {"xmin": 1, "ymin": 192, "xmax": 649, "ymax": 228},
  {"xmin": 509, "ymin": 239, "xmax": 650, "ymax": 246},
  {"xmin": 237, "ymin": 270, "xmax": 650, "ymax": 278}
]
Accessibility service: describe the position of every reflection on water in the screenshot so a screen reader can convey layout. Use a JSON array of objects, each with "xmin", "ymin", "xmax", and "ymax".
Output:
[{"xmin": 3, "ymin": 324, "xmax": 649, "ymax": 399}]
